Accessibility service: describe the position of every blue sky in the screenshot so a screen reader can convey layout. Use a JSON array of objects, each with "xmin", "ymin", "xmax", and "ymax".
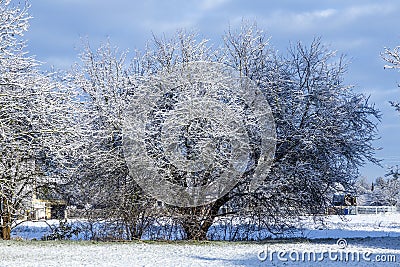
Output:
[{"xmin": 24, "ymin": 0, "xmax": 400, "ymax": 181}]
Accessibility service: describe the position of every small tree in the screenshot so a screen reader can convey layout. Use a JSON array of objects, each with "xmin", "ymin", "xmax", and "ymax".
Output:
[
  {"xmin": 369, "ymin": 167, "xmax": 400, "ymax": 206},
  {"xmin": 384, "ymin": 167, "xmax": 400, "ymax": 207}
]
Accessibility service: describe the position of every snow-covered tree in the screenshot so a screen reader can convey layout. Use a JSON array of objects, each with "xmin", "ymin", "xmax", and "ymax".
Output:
[
  {"xmin": 368, "ymin": 167, "xmax": 400, "ymax": 207},
  {"xmin": 0, "ymin": 1, "xmax": 78, "ymax": 240},
  {"xmin": 120, "ymin": 25, "xmax": 379, "ymax": 240},
  {"xmin": 383, "ymin": 167, "xmax": 400, "ymax": 207},
  {"xmin": 67, "ymin": 25, "xmax": 380, "ymax": 240},
  {"xmin": 355, "ymin": 176, "xmax": 372, "ymax": 194}
]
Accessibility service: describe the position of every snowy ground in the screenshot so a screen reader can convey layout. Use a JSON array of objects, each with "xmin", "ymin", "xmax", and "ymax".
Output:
[
  {"xmin": 2, "ymin": 213, "xmax": 400, "ymax": 266},
  {"xmin": 0, "ymin": 238, "xmax": 399, "ymax": 266}
]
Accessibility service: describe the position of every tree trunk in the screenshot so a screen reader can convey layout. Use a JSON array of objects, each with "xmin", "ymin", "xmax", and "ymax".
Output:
[
  {"xmin": 183, "ymin": 216, "xmax": 215, "ymax": 241},
  {"xmin": 1, "ymin": 198, "xmax": 11, "ymax": 240},
  {"xmin": 1, "ymin": 213, "xmax": 11, "ymax": 240},
  {"xmin": 180, "ymin": 194, "xmax": 229, "ymax": 240}
]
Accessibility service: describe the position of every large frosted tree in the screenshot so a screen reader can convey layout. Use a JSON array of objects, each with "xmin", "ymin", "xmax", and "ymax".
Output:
[{"xmin": 69, "ymin": 25, "xmax": 380, "ymax": 240}]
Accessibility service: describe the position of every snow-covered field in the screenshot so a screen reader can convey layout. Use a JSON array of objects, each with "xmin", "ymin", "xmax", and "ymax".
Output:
[
  {"xmin": 2, "ymin": 213, "xmax": 400, "ymax": 266},
  {"xmin": 0, "ymin": 237, "xmax": 398, "ymax": 266}
]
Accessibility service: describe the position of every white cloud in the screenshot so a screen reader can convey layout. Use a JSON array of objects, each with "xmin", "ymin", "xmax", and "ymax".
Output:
[
  {"xmin": 256, "ymin": 2, "xmax": 398, "ymax": 36},
  {"xmin": 294, "ymin": 8, "xmax": 337, "ymax": 21}
]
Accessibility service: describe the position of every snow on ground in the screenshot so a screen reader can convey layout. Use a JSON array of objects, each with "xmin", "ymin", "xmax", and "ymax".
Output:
[
  {"xmin": 298, "ymin": 213, "xmax": 400, "ymax": 239},
  {"xmin": 2, "ymin": 213, "xmax": 400, "ymax": 266},
  {"xmin": 0, "ymin": 238, "xmax": 399, "ymax": 267}
]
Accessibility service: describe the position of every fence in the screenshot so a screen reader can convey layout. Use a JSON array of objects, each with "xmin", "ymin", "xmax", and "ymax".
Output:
[{"xmin": 345, "ymin": 206, "xmax": 397, "ymax": 215}]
